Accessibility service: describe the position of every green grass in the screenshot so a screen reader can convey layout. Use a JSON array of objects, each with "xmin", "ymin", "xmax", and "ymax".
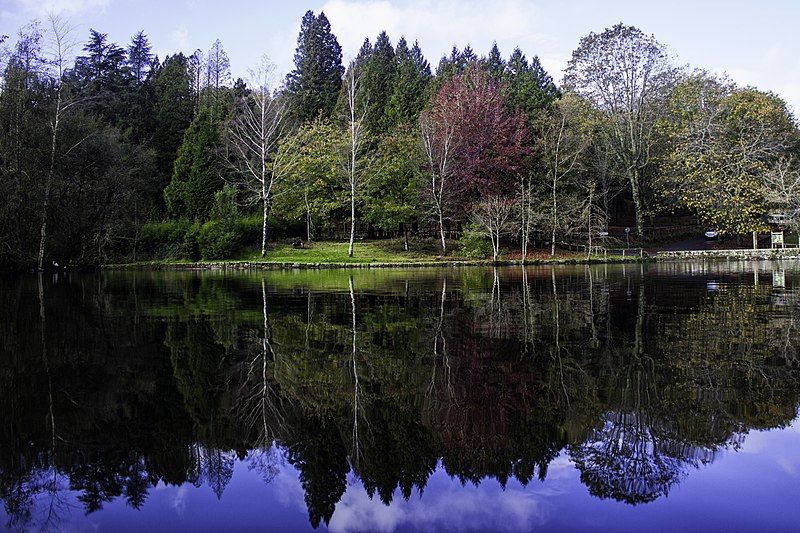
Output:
[
  {"xmin": 242, "ymin": 241, "xmax": 450, "ymax": 264},
  {"xmin": 106, "ymin": 238, "xmax": 651, "ymax": 269}
]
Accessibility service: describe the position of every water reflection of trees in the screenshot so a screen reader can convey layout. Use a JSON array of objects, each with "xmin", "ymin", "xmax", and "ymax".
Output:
[{"xmin": 1, "ymin": 266, "xmax": 799, "ymax": 528}]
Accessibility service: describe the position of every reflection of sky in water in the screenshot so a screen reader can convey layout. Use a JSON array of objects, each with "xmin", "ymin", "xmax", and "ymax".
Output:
[{"xmin": 13, "ymin": 418, "xmax": 799, "ymax": 532}]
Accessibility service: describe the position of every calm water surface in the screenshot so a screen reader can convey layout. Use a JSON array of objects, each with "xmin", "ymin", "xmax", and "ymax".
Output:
[{"xmin": 2, "ymin": 263, "xmax": 800, "ymax": 532}]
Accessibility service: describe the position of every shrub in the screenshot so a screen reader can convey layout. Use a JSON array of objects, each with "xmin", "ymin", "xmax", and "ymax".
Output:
[
  {"xmin": 138, "ymin": 219, "xmax": 192, "ymax": 259},
  {"xmin": 236, "ymin": 215, "xmax": 263, "ymax": 248},
  {"xmin": 181, "ymin": 222, "xmax": 203, "ymax": 260},
  {"xmin": 457, "ymin": 225, "xmax": 492, "ymax": 259},
  {"xmin": 198, "ymin": 220, "xmax": 241, "ymax": 259}
]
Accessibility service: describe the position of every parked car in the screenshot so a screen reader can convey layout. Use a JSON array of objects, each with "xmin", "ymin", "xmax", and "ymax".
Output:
[{"xmin": 704, "ymin": 229, "xmax": 718, "ymax": 241}]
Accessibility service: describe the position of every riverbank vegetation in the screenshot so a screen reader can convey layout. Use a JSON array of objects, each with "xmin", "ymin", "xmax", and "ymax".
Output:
[{"xmin": 1, "ymin": 13, "xmax": 799, "ymax": 269}]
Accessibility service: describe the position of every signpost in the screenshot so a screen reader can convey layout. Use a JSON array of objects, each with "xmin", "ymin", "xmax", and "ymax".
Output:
[{"xmin": 771, "ymin": 231, "xmax": 785, "ymax": 249}]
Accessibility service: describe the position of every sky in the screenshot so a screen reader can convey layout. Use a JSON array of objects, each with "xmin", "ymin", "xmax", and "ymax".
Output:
[{"xmin": 2, "ymin": 0, "xmax": 799, "ymax": 113}]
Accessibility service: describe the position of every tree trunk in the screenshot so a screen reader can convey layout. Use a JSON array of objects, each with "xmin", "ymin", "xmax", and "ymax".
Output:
[
  {"xmin": 438, "ymin": 209, "xmax": 446, "ymax": 254},
  {"xmin": 348, "ymin": 180, "xmax": 356, "ymax": 257},
  {"xmin": 304, "ymin": 189, "xmax": 312, "ymax": 242},
  {"xmin": 261, "ymin": 198, "xmax": 270, "ymax": 257},
  {"xmin": 630, "ymin": 169, "xmax": 644, "ymax": 238},
  {"xmin": 752, "ymin": 230, "xmax": 758, "ymax": 250},
  {"xmin": 403, "ymin": 225, "xmax": 409, "ymax": 251}
]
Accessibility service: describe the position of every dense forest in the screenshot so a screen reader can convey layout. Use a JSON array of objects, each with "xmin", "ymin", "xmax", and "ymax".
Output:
[{"xmin": 1, "ymin": 11, "xmax": 799, "ymax": 269}]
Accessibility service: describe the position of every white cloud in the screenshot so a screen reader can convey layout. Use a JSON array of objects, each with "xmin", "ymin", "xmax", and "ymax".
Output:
[
  {"xmin": 170, "ymin": 25, "xmax": 189, "ymax": 52},
  {"xmin": 328, "ymin": 474, "xmax": 553, "ymax": 532},
  {"xmin": 11, "ymin": 0, "xmax": 110, "ymax": 16},
  {"xmin": 170, "ymin": 485, "xmax": 189, "ymax": 515}
]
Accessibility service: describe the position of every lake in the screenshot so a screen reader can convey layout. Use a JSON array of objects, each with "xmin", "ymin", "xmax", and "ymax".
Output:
[{"xmin": 1, "ymin": 262, "xmax": 800, "ymax": 532}]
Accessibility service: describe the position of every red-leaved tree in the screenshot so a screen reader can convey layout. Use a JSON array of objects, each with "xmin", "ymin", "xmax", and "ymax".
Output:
[{"xmin": 420, "ymin": 65, "xmax": 529, "ymax": 253}]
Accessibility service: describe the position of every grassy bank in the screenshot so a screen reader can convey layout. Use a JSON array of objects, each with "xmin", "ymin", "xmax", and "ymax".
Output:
[
  {"xmin": 105, "ymin": 240, "xmax": 649, "ymax": 270},
  {"xmin": 241, "ymin": 241, "xmax": 444, "ymax": 264}
]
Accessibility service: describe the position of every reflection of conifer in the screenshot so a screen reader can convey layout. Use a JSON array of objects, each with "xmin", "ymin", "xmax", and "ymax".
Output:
[{"xmin": 285, "ymin": 417, "xmax": 349, "ymax": 528}]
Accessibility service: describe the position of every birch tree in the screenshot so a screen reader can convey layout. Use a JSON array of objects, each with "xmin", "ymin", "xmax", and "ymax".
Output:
[
  {"xmin": 472, "ymin": 196, "xmax": 516, "ymax": 261},
  {"xmin": 340, "ymin": 63, "xmax": 369, "ymax": 257},
  {"xmin": 227, "ymin": 56, "xmax": 290, "ymax": 256},
  {"xmin": 38, "ymin": 16, "xmax": 77, "ymax": 271},
  {"xmin": 535, "ymin": 92, "xmax": 593, "ymax": 256},
  {"xmin": 419, "ymin": 104, "xmax": 455, "ymax": 253}
]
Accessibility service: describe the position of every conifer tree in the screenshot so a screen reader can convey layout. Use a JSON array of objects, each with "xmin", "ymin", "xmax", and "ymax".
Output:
[
  {"xmin": 484, "ymin": 42, "xmax": 505, "ymax": 82},
  {"xmin": 384, "ymin": 38, "xmax": 430, "ymax": 128},
  {"xmin": 152, "ymin": 54, "xmax": 194, "ymax": 201},
  {"xmin": 504, "ymin": 48, "xmax": 559, "ymax": 120},
  {"xmin": 128, "ymin": 31, "xmax": 152, "ymax": 84},
  {"xmin": 285, "ymin": 11, "xmax": 344, "ymax": 123},
  {"xmin": 362, "ymin": 31, "xmax": 396, "ymax": 135}
]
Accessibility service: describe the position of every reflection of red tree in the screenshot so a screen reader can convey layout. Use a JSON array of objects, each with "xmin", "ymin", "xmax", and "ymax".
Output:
[{"xmin": 424, "ymin": 333, "xmax": 541, "ymax": 479}]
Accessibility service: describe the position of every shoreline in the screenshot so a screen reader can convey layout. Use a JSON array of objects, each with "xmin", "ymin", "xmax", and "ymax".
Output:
[
  {"xmin": 102, "ymin": 248, "xmax": 800, "ymax": 271},
  {"xmin": 102, "ymin": 257, "xmax": 644, "ymax": 271}
]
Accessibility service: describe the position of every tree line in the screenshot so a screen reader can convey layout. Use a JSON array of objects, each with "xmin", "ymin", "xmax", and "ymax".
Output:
[{"xmin": 1, "ymin": 13, "xmax": 799, "ymax": 268}]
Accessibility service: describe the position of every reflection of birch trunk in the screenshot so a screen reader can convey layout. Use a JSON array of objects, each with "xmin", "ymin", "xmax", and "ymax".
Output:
[
  {"xmin": 552, "ymin": 269, "xmax": 569, "ymax": 404},
  {"xmin": 305, "ymin": 289, "xmax": 312, "ymax": 351},
  {"xmin": 522, "ymin": 268, "xmax": 530, "ymax": 352},
  {"xmin": 348, "ymin": 276, "xmax": 367, "ymax": 468},
  {"xmin": 426, "ymin": 278, "xmax": 452, "ymax": 402},
  {"xmin": 39, "ymin": 274, "xmax": 62, "ymax": 528},
  {"xmin": 240, "ymin": 280, "xmax": 286, "ymax": 446}
]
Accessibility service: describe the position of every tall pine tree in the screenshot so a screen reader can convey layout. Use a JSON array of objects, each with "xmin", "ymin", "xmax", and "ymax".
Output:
[
  {"xmin": 152, "ymin": 53, "xmax": 194, "ymax": 207},
  {"xmin": 362, "ymin": 31, "xmax": 396, "ymax": 135},
  {"xmin": 127, "ymin": 31, "xmax": 152, "ymax": 85},
  {"xmin": 285, "ymin": 11, "xmax": 344, "ymax": 123},
  {"xmin": 384, "ymin": 37, "xmax": 430, "ymax": 128}
]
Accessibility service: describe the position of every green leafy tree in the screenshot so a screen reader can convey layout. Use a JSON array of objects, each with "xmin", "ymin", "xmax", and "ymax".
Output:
[
  {"xmin": 274, "ymin": 119, "xmax": 341, "ymax": 241},
  {"xmin": 364, "ymin": 125, "xmax": 422, "ymax": 249},
  {"xmin": 660, "ymin": 73, "xmax": 798, "ymax": 241}
]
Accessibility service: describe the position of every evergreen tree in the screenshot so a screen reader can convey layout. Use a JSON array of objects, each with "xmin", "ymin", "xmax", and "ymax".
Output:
[
  {"xmin": 462, "ymin": 45, "xmax": 477, "ymax": 63},
  {"xmin": 483, "ymin": 42, "xmax": 505, "ymax": 82},
  {"xmin": 74, "ymin": 29, "xmax": 129, "ymax": 87},
  {"xmin": 127, "ymin": 31, "xmax": 153, "ymax": 84},
  {"xmin": 435, "ymin": 46, "xmax": 463, "ymax": 79},
  {"xmin": 504, "ymin": 47, "xmax": 559, "ymax": 120},
  {"xmin": 384, "ymin": 38, "xmax": 430, "ymax": 128},
  {"xmin": 362, "ymin": 31, "xmax": 396, "ymax": 135},
  {"xmin": 285, "ymin": 11, "xmax": 344, "ymax": 123},
  {"xmin": 152, "ymin": 53, "xmax": 194, "ymax": 206},
  {"xmin": 164, "ymin": 94, "xmax": 232, "ymax": 219},
  {"xmin": 73, "ymin": 29, "xmax": 131, "ymax": 124}
]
